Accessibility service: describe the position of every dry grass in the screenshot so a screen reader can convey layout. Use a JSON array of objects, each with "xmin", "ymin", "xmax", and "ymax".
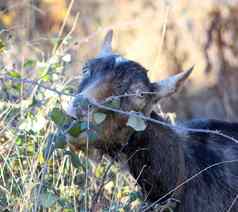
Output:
[{"xmin": 1, "ymin": 0, "xmax": 238, "ymax": 211}]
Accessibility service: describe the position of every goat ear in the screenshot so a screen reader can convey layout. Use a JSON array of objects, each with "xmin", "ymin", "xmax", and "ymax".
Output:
[
  {"xmin": 98, "ymin": 29, "xmax": 113, "ymax": 57},
  {"xmin": 152, "ymin": 66, "xmax": 194, "ymax": 100}
]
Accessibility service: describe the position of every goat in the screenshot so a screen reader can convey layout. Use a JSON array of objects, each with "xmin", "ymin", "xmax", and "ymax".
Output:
[{"xmin": 65, "ymin": 30, "xmax": 238, "ymax": 211}]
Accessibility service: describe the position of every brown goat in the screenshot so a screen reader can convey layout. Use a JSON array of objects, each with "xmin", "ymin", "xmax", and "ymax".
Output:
[{"xmin": 65, "ymin": 30, "xmax": 238, "ymax": 211}]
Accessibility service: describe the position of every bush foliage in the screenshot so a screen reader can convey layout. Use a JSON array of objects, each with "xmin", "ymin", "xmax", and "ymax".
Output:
[
  {"xmin": 0, "ymin": 35, "xmax": 144, "ymax": 211},
  {"xmin": 1, "ymin": 0, "xmax": 238, "ymax": 211}
]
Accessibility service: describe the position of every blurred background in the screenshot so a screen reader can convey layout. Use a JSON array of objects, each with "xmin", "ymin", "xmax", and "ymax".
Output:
[
  {"xmin": 1, "ymin": 0, "xmax": 238, "ymax": 210},
  {"xmin": 1, "ymin": 0, "xmax": 238, "ymax": 121}
]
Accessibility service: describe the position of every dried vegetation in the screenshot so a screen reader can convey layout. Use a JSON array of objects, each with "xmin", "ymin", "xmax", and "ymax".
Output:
[{"xmin": 0, "ymin": 0, "xmax": 238, "ymax": 211}]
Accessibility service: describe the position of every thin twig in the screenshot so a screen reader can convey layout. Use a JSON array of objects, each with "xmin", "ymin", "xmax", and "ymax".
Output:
[
  {"xmin": 91, "ymin": 143, "xmax": 128, "ymax": 211},
  {"xmin": 33, "ymin": 135, "xmax": 54, "ymax": 212},
  {"xmin": 142, "ymin": 159, "xmax": 238, "ymax": 211},
  {"xmin": 227, "ymin": 193, "xmax": 238, "ymax": 212},
  {"xmin": 0, "ymin": 75, "xmax": 74, "ymax": 97},
  {"xmin": 53, "ymin": 0, "xmax": 75, "ymax": 53},
  {"xmin": 1, "ymin": 75, "xmax": 238, "ymax": 146},
  {"xmin": 91, "ymin": 160, "xmax": 114, "ymax": 211},
  {"xmin": 2, "ymin": 74, "xmax": 238, "ymax": 211},
  {"xmin": 59, "ymin": 12, "xmax": 80, "ymax": 53},
  {"xmin": 91, "ymin": 101, "xmax": 238, "ymax": 145},
  {"xmin": 85, "ymin": 105, "xmax": 91, "ymax": 211}
]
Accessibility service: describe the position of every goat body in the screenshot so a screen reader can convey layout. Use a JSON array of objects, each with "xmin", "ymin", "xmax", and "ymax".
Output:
[
  {"xmin": 125, "ymin": 112, "xmax": 238, "ymax": 211},
  {"xmin": 65, "ymin": 30, "xmax": 238, "ymax": 211}
]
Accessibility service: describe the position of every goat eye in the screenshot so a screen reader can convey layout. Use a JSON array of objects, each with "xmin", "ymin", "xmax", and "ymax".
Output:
[
  {"xmin": 136, "ymin": 92, "xmax": 145, "ymax": 99},
  {"xmin": 82, "ymin": 65, "xmax": 90, "ymax": 75}
]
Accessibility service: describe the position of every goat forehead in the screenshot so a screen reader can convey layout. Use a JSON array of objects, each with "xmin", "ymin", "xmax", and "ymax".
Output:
[
  {"xmin": 96, "ymin": 54, "xmax": 127, "ymax": 63},
  {"xmin": 86, "ymin": 54, "xmax": 126, "ymax": 69},
  {"xmin": 78, "ymin": 57, "xmax": 152, "ymax": 102},
  {"xmin": 115, "ymin": 55, "xmax": 128, "ymax": 64},
  {"xmin": 83, "ymin": 57, "xmax": 149, "ymax": 82}
]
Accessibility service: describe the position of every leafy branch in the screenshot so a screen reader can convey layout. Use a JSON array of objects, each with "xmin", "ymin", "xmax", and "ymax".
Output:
[
  {"xmin": 1, "ymin": 74, "xmax": 238, "ymax": 145},
  {"xmin": 2, "ymin": 74, "xmax": 238, "ymax": 211}
]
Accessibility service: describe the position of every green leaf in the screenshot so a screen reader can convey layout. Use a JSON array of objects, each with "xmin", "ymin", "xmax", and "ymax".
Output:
[
  {"xmin": 87, "ymin": 129, "xmax": 97, "ymax": 142},
  {"xmin": 54, "ymin": 132, "xmax": 67, "ymax": 149},
  {"xmin": 73, "ymin": 129, "xmax": 97, "ymax": 143},
  {"xmin": 43, "ymin": 134, "xmax": 55, "ymax": 160},
  {"xmin": 40, "ymin": 191, "xmax": 58, "ymax": 208},
  {"xmin": 103, "ymin": 98, "xmax": 120, "ymax": 109},
  {"xmin": 15, "ymin": 135, "xmax": 24, "ymax": 145},
  {"xmin": 73, "ymin": 95, "xmax": 91, "ymax": 110},
  {"xmin": 95, "ymin": 164, "xmax": 105, "ymax": 178},
  {"xmin": 8, "ymin": 71, "xmax": 21, "ymax": 79},
  {"xmin": 67, "ymin": 121, "xmax": 87, "ymax": 137},
  {"xmin": 93, "ymin": 112, "xmax": 106, "ymax": 124},
  {"xmin": 65, "ymin": 150, "xmax": 82, "ymax": 168},
  {"xmin": 23, "ymin": 59, "xmax": 36, "ymax": 68},
  {"xmin": 62, "ymin": 54, "xmax": 72, "ymax": 63},
  {"xmin": 58, "ymin": 198, "xmax": 74, "ymax": 209},
  {"xmin": 129, "ymin": 191, "xmax": 141, "ymax": 202},
  {"xmin": 43, "ymin": 132, "xmax": 67, "ymax": 159},
  {"xmin": 126, "ymin": 115, "xmax": 147, "ymax": 131},
  {"xmin": 12, "ymin": 83, "xmax": 21, "ymax": 91},
  {"xmin": 0, "ymin": 39, "xmax": 5, "ymax": 53},
  {"xmin": 27, "ymin": 143, "xmax": 35, "ymax": 154},
  {"xmin": 41, "ymin": 74, "xmax": 50, "ymax": 82},
  {"xmin": 49, "ymin": 108, "xmax": 71, "ymax": 128},
  {"xmin": 51, "ymin": 37, "xmax": 63, "ymax": 47},
  {"xmin": 30, "ymin": 96, "xmax": 41, "ymax": 107}
]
